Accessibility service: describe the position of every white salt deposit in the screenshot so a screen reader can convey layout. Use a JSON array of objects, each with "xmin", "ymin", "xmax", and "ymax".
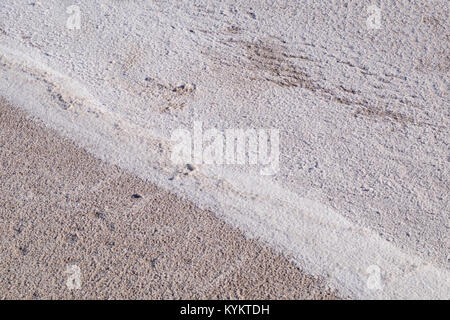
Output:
[{"xmin": 0, "ymin": 0, "xmax": 448, "ymax": 299}]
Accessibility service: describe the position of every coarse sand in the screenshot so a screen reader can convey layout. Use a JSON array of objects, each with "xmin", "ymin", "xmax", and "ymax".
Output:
[{"xmin": 0, "ymin": 99, "xmax": 338, "ymax": 299}]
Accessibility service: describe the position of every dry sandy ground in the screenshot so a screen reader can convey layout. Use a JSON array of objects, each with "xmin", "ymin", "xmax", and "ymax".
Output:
[{"xmin": 0, "ymin": 99, "xmax": 338, "ymax": 299}]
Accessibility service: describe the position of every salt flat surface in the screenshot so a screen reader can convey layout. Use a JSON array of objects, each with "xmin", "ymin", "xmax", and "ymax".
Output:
[{"xmin": 0, "ymin": 0, "xmax": 448, "ymax": 299}]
